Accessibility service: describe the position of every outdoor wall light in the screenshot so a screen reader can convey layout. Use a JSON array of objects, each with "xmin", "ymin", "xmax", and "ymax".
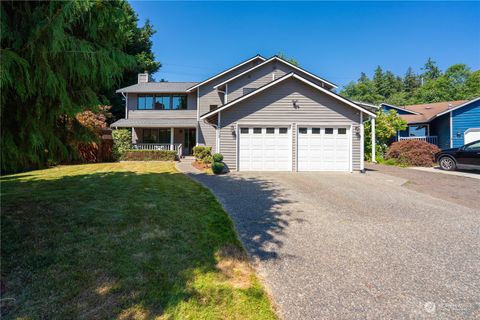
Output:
[
  {"xmin": 292, "ymin": 99, "xmax": 299, "ymax": 108},
  {"xmin": 231, "ymin": 125, "xmax": 236, "ymax": 137},
  {"xmin": 355, "ymin": 126, "xmax": 361, "ymax": 134},
  {"xmin": 456, "ymin": 131, "xmax": 461, "ymax": 137}
]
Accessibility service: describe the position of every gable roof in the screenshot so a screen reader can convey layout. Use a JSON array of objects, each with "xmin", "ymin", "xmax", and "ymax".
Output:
[
  {"xmin": 436, "ymin": 97, "xmax": 480, "ymax": 117},
  {"xmin": 185, "ymin": 55, "xmax": 266, "ymax": 92},
  {"xmin": 212, "ymin": 55, "xmax": 337, "ymax": 90},
  {"xmin": 200, "ymin": 72, "xmax": 375, "ymax": 120},
  {"xmin": 396, "ymin": 100, "xmax": 469, "ymax": 123},
  {"xmin": 354, "ymin": 101, "xmax": 380, "ymax": 114},
  {"xmin": 380, "ymin": 103, "xmax": 419, "ymax": 115},
  {"xmin": 116, "ymin": 82, "xmax": 198, "ymax": 93}
]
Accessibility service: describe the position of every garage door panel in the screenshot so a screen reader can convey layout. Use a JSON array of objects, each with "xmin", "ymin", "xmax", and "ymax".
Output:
[
  {"xmin": 239, "ymin": 126, "xmax": 291, "ymax": 171},
  {"xmin": 298, "ymin": 126, "xmax": 350, "ymax": 171}
]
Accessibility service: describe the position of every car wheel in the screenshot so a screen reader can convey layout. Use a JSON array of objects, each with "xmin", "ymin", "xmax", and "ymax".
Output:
[{"xmin": 439, "ymin": 156, "xmax": 456, "ymax": 171}]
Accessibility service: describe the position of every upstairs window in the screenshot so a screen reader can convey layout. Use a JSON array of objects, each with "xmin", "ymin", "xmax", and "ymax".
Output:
[
  {"xmin": 138, "ymin": 94, "xmax": 188, "ymax": 110},
  {"xmin": 138, "ymin": 95, "xmax": 154, "ymax": 110},
  {"xmin": 155, "ymin": 95, "xmax": 170, "ymax": 110},
  {"xmin": 172, "ymin": 96, "xmax": 187, "ymax": 110}
]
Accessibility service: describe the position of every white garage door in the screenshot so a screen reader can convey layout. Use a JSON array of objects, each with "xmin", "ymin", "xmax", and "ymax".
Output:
[
  {"xmin": 297, "ymin": 126, "xmax": 350, "ymax": 171},
  {"xmin": 239, "ymin": 126, "xmax": 291, "ymax": 171},
  {"xmin": 464, "ymin": 128, "xmax": 480, "ymax": 144}
]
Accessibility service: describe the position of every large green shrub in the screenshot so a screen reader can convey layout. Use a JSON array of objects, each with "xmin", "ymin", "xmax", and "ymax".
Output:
[
  {"xmin": 211, "ymin": 162, "xmax": 225, "ymax": 174},
  {"xmin": 212, "ymin": 153, "xmax": 224, "ymax": 162},
  {"xmin": 192, "ymin": 146, "xmax": 212, "ymax": 162},
  {"xmin": 386, "ymin": 140, "xmax": 440, "ymax": 167},
  {"xmin": 122, "ymin": 150, "xmax": 177, "ymax": 161},
  {"xmin": 112, "ymin": 129, "xmax": 132, "ymax": 160}
]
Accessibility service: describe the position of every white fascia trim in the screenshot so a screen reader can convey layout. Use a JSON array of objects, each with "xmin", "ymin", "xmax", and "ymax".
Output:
[
  {"xmin": 360, "ymin": 113, "xmax": 364, "ymax": 171},
  {"xmin": 213, "ymin": 56, "xmax": 337, "ymax": 89},
  {"xmin": 201, "ymin": 73, "xmax": 376, "ymax": 120},
  {"xmin": 380, "ymin": 103, "xmax": 420, "ymax": 115},
  {"xmin": 450, "ymin": 111, "xmax": 453, "ymax": 148},
  {"xmin": 186, "ymin": 55, "xmax": 266, "ymax": 92},
  {"xmin": 436, "ymin": 97, "xmax": 480, "ymax": 117}
]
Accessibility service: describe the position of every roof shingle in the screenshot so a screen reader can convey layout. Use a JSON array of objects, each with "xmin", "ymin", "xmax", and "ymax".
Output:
[{"xmin": 116, "ymin": 82, "xmax": 198, "ymax": 93}]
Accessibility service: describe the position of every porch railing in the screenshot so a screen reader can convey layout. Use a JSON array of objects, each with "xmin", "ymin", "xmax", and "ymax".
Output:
[
  {"xmin": 132, "ymin": 143, "xmax": 183, "ymax": 159},
  {"xmin": 398, "ymin": 136, "xmax": 438, "ymax": 145}
]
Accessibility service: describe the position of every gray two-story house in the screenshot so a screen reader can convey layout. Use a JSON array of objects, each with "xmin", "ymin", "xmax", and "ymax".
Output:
[{"xmin": 112, "ymin": 55, "xmax": 377, "ymax": 172}]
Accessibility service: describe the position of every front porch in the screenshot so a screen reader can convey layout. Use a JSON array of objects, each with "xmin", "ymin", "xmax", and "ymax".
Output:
[
  {"xmin": 397, "ymin": 123, "xmax": 439, "ymax": 146},
  {"xmin": 398, "ymin": 135, "xmax": 438, "ymax": 145},
  {"xmin": 132, "ymin": 127, "xmax": 196, "ymax": 157}
]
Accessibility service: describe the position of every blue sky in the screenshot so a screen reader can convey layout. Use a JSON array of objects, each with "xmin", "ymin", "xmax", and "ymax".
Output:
[{"xmin": 130, "ymin": 1, "xmax": 480, "ymax": 88}]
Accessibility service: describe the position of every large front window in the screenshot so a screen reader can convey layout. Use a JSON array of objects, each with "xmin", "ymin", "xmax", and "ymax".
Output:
[
  {"xmin": 143, "ymin": 128, "xmax": 171, "ymax": 143},
  {"xmin": 408, "ymin": 124, "xmax": 429, "ymax": 137},
  {"xmin": 138, "ymin": 94, "xmax": 187, "ymax": 110}
]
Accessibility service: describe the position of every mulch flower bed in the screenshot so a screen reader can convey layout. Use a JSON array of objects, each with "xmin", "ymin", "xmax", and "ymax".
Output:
[{"xmin": 192, "ymin": 160, "xmax": 210, "ymax": 171}]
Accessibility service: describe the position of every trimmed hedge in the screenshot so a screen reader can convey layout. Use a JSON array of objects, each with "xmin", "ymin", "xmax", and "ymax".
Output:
[
  {"xmin": 112, "ymin": 129, "xmax": 132, "ymax": 160},
  {"xmin": 193, "ymin": 146, "xmax": 212, "ymax": 162},
  {"xmin": 212, "ymin": 153, "xmax": 223, "ymax": 162},
  {"xmin": 122, "ymin": 150, "xmax": 177, "ymax": 161},
  {"xmin": 386, "ymin": 140, "xmax": 440, "ymax": 167},
  {"xmin": 212, "ymin": 162, "xmax": 225, "ymax": 174}
]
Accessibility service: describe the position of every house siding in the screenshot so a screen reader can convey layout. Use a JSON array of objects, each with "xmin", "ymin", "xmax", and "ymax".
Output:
[
  {"xmin": 430, "ymin": 114, "xmax": 450, "ymax": 150},
  {"xmin": 226, "ymin": 61, "xmax": 334, "ymax": 102},
  {"xmin": 197, "ymin": 58, "xmax": 264, "ymax": 152},
  {"xmin": 452, "ymin": 99, "xmax": 480, "ymax": 147},
  {"xmin": 219, "ymin": 77, "xmax": 362, "ymax": 171}
]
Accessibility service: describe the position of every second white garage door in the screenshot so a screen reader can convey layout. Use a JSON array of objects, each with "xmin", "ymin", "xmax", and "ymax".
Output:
[
  {"xmin": 297, "ymin": 126, "xmax": 350, "ymax": 171},
  {"xmin": 239, "ymin": 126, "xmax": 291, "ymax": 171}
]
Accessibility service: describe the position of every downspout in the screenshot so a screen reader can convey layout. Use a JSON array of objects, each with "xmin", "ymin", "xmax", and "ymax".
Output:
[{"xmin": 121, "ymin": 92, "xmax": 127, "ymax": 119}]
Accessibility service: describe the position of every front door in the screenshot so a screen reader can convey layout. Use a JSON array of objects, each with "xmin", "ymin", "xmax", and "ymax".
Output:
[{"xmin": 183, "ymin": 128, "xmax": 196, "ymax": 155}]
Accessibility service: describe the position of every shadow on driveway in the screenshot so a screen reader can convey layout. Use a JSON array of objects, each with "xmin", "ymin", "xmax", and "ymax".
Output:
[{"xmin": 185, "ymin": 172, "xmax": 305, "ymax": 263}]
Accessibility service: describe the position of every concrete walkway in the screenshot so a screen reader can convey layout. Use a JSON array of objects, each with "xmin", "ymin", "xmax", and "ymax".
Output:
[
  {"xmin": 409, "ymin": 166, "xmax": 480, "ymax": 180},
  {"xmin": 176, "ymin": 161, "xmax": 480, "ymax": 319}
]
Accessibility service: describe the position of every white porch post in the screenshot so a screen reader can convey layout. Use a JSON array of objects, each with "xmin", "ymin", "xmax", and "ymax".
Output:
[
  {"xmin": 170, "ymin": 127, "xmax": 174, "ymax": 151},
  {"xmin": 371, "ymin": 117, "xmax": 376, "ymax": 163}
]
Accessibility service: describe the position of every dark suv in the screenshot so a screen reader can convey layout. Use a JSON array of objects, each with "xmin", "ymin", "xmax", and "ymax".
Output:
[{"xmin": 435, "ymin": 140, "xmax": 480, "ymax": 171}]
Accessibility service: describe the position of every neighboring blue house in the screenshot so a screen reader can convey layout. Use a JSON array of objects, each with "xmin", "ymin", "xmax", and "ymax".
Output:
[{"xmin": 380, "ymin": 97, "xmax": 480, "ymax": 149}]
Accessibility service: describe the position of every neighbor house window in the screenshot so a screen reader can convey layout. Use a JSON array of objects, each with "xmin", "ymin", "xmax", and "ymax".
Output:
[
  {"xmin": 266, "ymin": 128, "xmax": 275, "ymax": 134},
  {"xmin": 138, "ymin": 95, "xmax": 154, "ymax": 110},
  {"xmin": 240, "ymin": 128, "xmax": 249, "ymax": 134},
  {"xmin": 279, "ymin": 128, "xmax": 288, "ymax": 134},
  {"xmin": 338, "ymin": 128, "xmax": 347, "ymax": 134},
  {"xmin": 408, "ymin": 125, "xmax": 428, "ymax": 137},
  {"xmin": 325, "ymin": 128, "xmax": 334, "ymax": 134},
  {"xmin": 299, "ymin": 128, "xmax": 307, "ymax": 134},
  {"xmin": 312, "ymin": 128, "xmax": 320, "ymax": 134},
  {"xmin": 253, "ymin": 128, "xmax": 262, "ymax": 134}
]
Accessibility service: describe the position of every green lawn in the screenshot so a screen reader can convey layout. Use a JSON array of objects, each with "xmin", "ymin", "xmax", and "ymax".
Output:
[{"xmin": 1, "ymin": 162, "xmax": 276, "ymax": 319}]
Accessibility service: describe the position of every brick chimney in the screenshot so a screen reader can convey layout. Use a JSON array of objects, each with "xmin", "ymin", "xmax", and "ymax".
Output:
[{"xmin": 138, "ymin": 71, "xmax": 151, "ymax": 84}]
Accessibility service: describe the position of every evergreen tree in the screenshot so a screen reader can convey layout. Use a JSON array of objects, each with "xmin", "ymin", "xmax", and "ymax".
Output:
[
  {"xmin": 403, "ymin": 67, "xmax": 421, "ymax": 93},
  {"xmin": 421, "ymin": 57, "xmax": 442, "ymax": 81},
  {"xmin": 105, "ymin": 2, "xmax": 161, "ymax": 120},
  {"xmin": 0, "ymin": 1, "xmax": 142, "ymax": 172}
]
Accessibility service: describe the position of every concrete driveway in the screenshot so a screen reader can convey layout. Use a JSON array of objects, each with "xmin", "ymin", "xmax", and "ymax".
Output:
[{"xmin": 182, "ymin": 167, "xmax": 480, "ymax": 319}]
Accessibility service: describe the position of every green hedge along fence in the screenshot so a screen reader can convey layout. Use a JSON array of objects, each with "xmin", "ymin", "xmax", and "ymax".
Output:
[{"xmin": 122, "ymin": 150, "xmax": 177, "ymax": 161}]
